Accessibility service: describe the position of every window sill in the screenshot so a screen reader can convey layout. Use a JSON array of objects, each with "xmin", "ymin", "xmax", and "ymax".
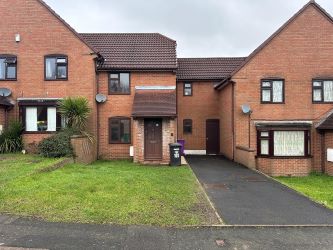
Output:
[
  {"xmin": 108, "ymin": 93, "xmax": 131, "ymax": 96},
  {"xmin": 256, "ymin": 155, "xmax": 312, "ymax": 159},
  {"xmin": 313, "ymin": 102, "xmax": 333, "ymax": 104},
  {"xmin": 109, "ymin": 142, "xmax": 131, "ymax": 145},
  {"xmin": 0, "ymin": 79, "xmax": 17, "ymax": 81},
  {"xmin": 44, "ymin": 79, "xmax": 68, "ymax": 81},
  {"xmin": 23, "ymin": 131, "xmax": 57, "ymax": 135}
]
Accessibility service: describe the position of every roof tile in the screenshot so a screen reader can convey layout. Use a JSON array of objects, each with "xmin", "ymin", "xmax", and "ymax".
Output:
[
  {"xmin": 80, "ymin": 33, "xmax": 177, "ymax": 70},
  {"xmin": 177, "ymin": 57, "xmax": 246, "ymax": 81}
]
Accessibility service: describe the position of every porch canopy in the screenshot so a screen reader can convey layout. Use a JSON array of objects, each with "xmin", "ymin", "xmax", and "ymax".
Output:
[
  {"xmin": 316, "ymin": 110, "xmax": 333, "ymax": 130},
  {"xmin": 132, "ymin": 87, "xmax": 176, "ymax": 118},
  {"xmin": 0, "ymin": 96, "xmax": 14, "ymax": 108}
]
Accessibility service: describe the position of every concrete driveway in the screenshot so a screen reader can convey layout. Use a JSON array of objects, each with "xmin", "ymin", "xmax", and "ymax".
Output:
[{"xmin": 187, "ymin": 156, "xmax": 333, "ymax": 225}]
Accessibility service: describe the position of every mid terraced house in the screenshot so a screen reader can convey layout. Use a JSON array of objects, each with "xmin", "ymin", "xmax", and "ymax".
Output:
[{"xmin": 1, "ymin": 0, "xmax": 333, "ymax": 176}]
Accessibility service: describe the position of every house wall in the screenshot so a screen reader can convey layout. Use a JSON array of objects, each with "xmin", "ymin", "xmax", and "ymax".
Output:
[
  {"xmin": 177, "ymin": 81, "xmax": 219, "ymax": 152},
  {"xmin": 97, "ymin": 71, "xmax": 176, "ymax": 159},
  {"xmin": 324, "ymin": 131, "xmax": 333, "ymax": 176},
  {"xmin": 0, "ymin": 108, "xmax": 5, "ymax": 133},
  {"xmin": 229, "ymin": 5, "xmax": 333, "ymax": 175},
  {"xmin": 218, "ymin": 83, "xmax": 233, "ymax": 159},
  {"xmin": 0, "ymin": 0, "xmax": 97, "ymax": 150},
  {"xmin": 133, "ymin": 118, "xmax": 176, "ymax": 164}
]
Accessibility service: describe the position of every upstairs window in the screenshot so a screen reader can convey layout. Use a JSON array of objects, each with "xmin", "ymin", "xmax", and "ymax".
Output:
[
  {"xmin": 261, "ymin": 79, "xmax": 284, "ymax": 103},
  {"xmin": 45, "ymin": 55, "xmax": 68, "ymax": 80},
  {"xmin": 109, "ymin": 73, "xmax": 130, "ymax": 94},
  {"xmin": 313, "ymin": 80, "xmax": 333, "ymax": 103},
  {"xmin": 184, "ymin": 82, "xmax": 192, "ymax": 96},
  {"xmin": 0, "ymin": 55, "xmax": 17, "ymax": 80},
  {"xmin": 183, "ymin": 119, "xmax": 193, "ymax": 134},
  {"xmin": 109, "ymin": 117, "xmax": 131, "ymax": 144}
]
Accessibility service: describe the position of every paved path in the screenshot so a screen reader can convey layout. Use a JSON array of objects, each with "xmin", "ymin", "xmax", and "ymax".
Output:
[
  {"xmin": 187, "ymin": 155, "xmax": 333, "ymax": 225},
  {"xmin": 0, "ymin": 216, "xmax": 332, "ymax": 250}
]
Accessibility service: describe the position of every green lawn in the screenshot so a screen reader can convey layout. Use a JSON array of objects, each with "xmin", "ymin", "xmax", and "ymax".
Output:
[
  {"xmin": 0, "ymin": 154, "xmax": 219, "ymax": 226},
  {"xmin": 276, "ymin": 173, "xmax": 333, "ymax": 209}
]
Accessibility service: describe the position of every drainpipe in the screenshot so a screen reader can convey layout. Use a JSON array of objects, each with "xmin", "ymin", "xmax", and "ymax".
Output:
[{"xmin": 96, "ymin": 71, "xmax": 100, "ymax": 159}]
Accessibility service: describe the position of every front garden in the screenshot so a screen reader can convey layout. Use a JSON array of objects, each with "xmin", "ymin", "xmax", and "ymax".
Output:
[
  {"xmin": 0, "ymin": 154, "xmax": 219, "ymax": 226},
  {"xmin": 276, "ymin": 173, "xmax": 333, "ymax": 209}
]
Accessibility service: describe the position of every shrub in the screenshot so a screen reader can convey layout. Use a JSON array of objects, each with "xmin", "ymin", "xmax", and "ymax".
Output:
[
  {"xmin": 0, "ymin": 121, "xmax": 23, "ymax": 153},
  {"xmin": 58, "ymin": 97, "xmax": 91, "ymax": 131},
  {"xmin": 38, "ymin": 129, "xmax": 75, "ymax": 158}
]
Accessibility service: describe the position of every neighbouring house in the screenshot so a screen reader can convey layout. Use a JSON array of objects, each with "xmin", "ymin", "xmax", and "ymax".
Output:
[{"xmin": 1, "ymin": 0, "xmax": 333, "ymax": 176}]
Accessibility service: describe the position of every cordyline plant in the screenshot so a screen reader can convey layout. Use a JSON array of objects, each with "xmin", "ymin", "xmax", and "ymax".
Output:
[{"xmin": 58, "ymin": 97, "xmax": 93, "ymax": 139}]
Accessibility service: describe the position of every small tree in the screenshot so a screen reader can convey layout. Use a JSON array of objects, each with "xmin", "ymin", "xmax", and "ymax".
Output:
[{"xmin": 58, "ymin": 97, "xmax": 91, "ymax": 133}]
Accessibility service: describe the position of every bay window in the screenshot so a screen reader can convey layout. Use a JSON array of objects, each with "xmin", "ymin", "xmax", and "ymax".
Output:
[
  {"xmin": 257, "ymin": 130, "xmax": 310, "ymax": 157},
  {"xmin": 313, "ymin": 80, "xmax": 333, "ymax": 102},
  {"xmin": 261, "ymin": 79, "xmax": 284, "ymax": 103},
  {"xmin": 22, "ymin": 106, "xmax": 63, "ymax": 132}
]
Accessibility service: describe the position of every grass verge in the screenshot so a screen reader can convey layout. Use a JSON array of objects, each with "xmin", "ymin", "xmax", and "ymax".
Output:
[{"xmin": 276, "ymin": 172, "xmax": 333, "ymax": 209}]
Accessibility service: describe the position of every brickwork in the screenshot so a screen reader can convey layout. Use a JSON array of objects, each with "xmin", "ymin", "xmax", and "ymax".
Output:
[
  {"xmin": 234, "ymin": 146, "xmax": 256, "ymax": 169},
  {"xmin": 133, "ymin": 118, "xmax": 176, "ymax": 165},
  {"xmin": 177, "ymin": 81, "xmax": 219, "ymax": 151},
  {"xmin": 23, "ymin": 133, "xmax": 53, "ymax": 153},
  {"xmin": 256, "ymin": 157, "xmax": 312, "ymax": 177},
  {"xmin": 219, "ymin": 83, "xmax": 233, "ymax": 159},
  {"xmin": 0, "ymin": 108, "xmax": 5, "ymax": 132},
  {"xmin": 98, "ymin": 72, "xmax": 176, "ymax": 160},
  {"xmin": 0, "ymin": 0, "xmax": 97, "ymax": 153},
  {"xmin": 222, "ymin": 5, "xmax": 333, "ymax": 175},
  {"xmin": 324, "ymin": 132, "xmax": 333, "ymax": 176}
]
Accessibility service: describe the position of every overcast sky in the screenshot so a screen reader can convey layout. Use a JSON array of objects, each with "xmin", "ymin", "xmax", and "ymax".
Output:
[{"xmin": 44, "ymin": 0, "xmax": 333, "ymax": 58}]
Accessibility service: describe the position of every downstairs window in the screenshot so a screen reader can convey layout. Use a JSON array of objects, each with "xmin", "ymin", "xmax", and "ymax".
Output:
[
  {"xmin": 22, "ymin": 106, "xmax": 63, "ymax": 132},
  {"xmin": 257, "ymin": 130, "xmax": 310, "ymax": 157}
]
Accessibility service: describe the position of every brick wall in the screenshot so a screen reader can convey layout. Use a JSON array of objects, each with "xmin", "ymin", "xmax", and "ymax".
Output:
[
  {"xmin": 256, "ymin": 157, "xmax": 312, "ymax": 177},
  {"xmin": 177, "ymin": 81, "xmax": 219, "ymax": 151},
  {"xmin": 98, "ymin": 71, "xmax": 176, "ymax": 159},
  {"xmin": 218, "ymin": 83, "xmax": 233, "ymax": 159},
  {"xmin": 324, "ymin": 132, "xmax": 333, "ymax": 176},
  {"xmin": 226, "ymin": 5, "xmax": 333, "ymax": 175},
  {"xmin": 133, "ymin": 118, "xmax": 176, "ymax": 164},
  {"xmin": 0, "ymin": 108, "xmax": 5, "ymax": 133},
  {"xmin": 0, "ymin": 0, "xmax": 97, "ymax": 151}
]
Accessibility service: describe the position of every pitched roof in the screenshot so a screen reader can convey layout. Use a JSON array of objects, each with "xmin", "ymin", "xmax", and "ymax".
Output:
[
  {"xmin": 36, "ymin": 0, "xmax": 97, "ymax": 54},
  {"xmin": 132, "ymin": 90, "xmax": 176, "ymax": 117},
  {"xmin": 316, "ymin": 109, "xmax": 333, "ymax": 130},
  {"xmin": 0, "ymin": 96, "xmax": 14, "ymax": 107},
  {"xmin": 80, "ymin": 33, "xmax": 177, "ymax": 70},
  {"xmin": 216, "ymin": 0, "xmax": 333, "ymax": 90},
  {"xmin": 177, "ymin": 57, "xmax": 246, "ymax": 81}
]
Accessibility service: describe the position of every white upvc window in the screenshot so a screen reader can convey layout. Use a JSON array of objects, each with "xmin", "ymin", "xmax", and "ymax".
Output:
[
  {"xmin": 25, "ymin": 106, "xmax": 59, "ymax": 132},
  {"xmin": 313, "ymin": 80, "xmax": 333, "ymax": 102},
  {"xmin": 258, "ymin": 130, "xmax": 310, "ymax": 157},
  {"xmin": 261, "ymin": 79, "xmax": 284, "ymax": 103}
]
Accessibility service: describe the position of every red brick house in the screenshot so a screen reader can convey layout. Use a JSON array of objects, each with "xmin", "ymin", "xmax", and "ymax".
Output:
[
  {"xmin": 1, "ymin": 0, "xmax": 333, "ymax": 175},
  {"xmin": 215, "ymin": 1, "xmax": 333, "ymax": 176}
]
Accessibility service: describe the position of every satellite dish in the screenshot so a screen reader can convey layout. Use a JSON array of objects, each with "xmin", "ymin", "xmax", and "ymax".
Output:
[
  {"xmin": 241, "ymin": 104, "xmax": 252, "ymax": 115},
  {"xmin": 96, "ymin": 94, "xmax": 107, "ymax": 103},
  {"xmin": 0, "ymin": 88, "xmax": 12, "ymax": 97}
]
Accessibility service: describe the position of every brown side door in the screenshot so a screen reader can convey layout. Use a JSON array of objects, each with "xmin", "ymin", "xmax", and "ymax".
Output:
[
  {"xmin": 206, "ymin": 119, "xmax": 220, "ymax": 155},
  {"xmin": 144, "ymin": 119, "xmax": 162, "ymax": 160}
]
